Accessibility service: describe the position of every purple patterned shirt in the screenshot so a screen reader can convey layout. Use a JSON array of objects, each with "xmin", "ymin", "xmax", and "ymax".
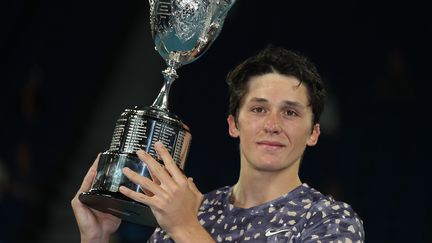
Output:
[{"xmin": 148, "ymin": 184, "xmax": 365, "ymax": 242}]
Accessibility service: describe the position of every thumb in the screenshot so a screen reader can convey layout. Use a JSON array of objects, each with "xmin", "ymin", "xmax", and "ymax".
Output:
[
  {"xmin": 77, "ymin": 153, "xmax": 100, "ymax": 195},
  {"xmin": 188, "ymin": 177, "xmax": 202, "ymax": 197},
  {"xmin": 187, "ymin": 177, "xmax": 202, "ymax": 197}
]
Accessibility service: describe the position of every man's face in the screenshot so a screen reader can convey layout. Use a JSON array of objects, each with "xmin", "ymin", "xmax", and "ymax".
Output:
[{"xmin": 227, "ymin": 72, "xmax": 320, "ymax": 173}]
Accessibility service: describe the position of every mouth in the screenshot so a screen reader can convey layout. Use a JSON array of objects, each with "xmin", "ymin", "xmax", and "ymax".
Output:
[{"xmin": 256, "ymin": 140, "xmax": 286, "ymax": 150}]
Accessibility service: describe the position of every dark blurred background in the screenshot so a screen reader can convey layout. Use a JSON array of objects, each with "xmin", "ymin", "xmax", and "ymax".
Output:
[{"xmin": 0, "ymin": 0, "xmax": 430, "ymax": 242}]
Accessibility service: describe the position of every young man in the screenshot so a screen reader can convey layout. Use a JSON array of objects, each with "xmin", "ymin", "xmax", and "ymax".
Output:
[{"xmin": 72, "ymin": 46, "xmax": 365, "ymax": 243}]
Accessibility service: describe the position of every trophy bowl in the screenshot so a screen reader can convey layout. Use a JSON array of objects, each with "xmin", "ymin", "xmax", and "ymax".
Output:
[{"xmin": 79, "ymin": 0, "xmax": 235, "ymax": 227}]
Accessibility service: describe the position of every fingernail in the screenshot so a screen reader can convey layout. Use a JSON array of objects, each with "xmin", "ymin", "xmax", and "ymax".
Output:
[
  {"xmin": 136, "ymin": 149, "xmax": 146, "ymax": 156},
  {"xmin": 155, "ymin": 141, "xmax": 163, "ymax": 148}
]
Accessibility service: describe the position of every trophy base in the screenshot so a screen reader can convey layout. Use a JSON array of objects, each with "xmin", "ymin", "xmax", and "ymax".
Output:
[{"xmin": 79, "ymin": 190, "xmax": 158, "ymax": 227}]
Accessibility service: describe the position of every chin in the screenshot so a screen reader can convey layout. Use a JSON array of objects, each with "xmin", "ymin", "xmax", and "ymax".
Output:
[
  {"xmin": 253, "ymin": 160, "xmax": 287, "ymax": 172},
  {"xmin": 251, "ymin": 156, "xmax": 298, "ymax": 173}
]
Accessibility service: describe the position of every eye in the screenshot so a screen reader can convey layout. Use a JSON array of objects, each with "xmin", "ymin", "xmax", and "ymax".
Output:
[
  {"xmin": 282, "ymin": 109, "xmax": 298, "ymax": 118},
  {"xmin": 251, "ymin": 106, "xmax": 266, "ymax": 113}
]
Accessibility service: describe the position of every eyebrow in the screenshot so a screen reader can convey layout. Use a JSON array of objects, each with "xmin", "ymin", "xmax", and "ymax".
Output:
[{"xmin": 249, "ymin": 97, "xmax": 307, "ymax": 109}]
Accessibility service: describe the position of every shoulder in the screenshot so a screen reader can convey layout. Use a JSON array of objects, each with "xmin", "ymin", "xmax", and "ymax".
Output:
[
  {"xmin": 201, "ymin": 186, "xmax": 231, "ymax": 207},
  {"xmin": 299, "ymin": 186, "xmax": 365, "ymax": 242},
  {"xmin": 197, "ymin": 186, "xmax": 231, "ymax": 217}
]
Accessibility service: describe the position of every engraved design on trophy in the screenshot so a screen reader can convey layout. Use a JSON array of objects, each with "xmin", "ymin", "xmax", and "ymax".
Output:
[{"xmin": 79, "ymin": 0, "xmax": 235, "ymax": 227}]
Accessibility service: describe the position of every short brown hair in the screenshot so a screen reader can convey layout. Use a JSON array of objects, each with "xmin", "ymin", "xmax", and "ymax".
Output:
[{"xmin": 226, "ymin": 45, "xmax": 327, "ymax": 125}]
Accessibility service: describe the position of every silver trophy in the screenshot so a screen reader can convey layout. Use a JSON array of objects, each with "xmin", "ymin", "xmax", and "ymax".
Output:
[{"xmin": 79, "ymin": 0, "xmax": 235, "ymax": 227}]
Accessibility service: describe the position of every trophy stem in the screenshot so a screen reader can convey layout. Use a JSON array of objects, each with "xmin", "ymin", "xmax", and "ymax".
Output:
[{"xmin": 151, "ymin": 65, "xmax": 179, "ymax": 111}]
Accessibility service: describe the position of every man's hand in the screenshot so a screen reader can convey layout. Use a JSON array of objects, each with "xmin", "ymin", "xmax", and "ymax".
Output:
[
  {"xmin": 71, "ymin": 154, "xmax": 121, "ymax": 243},
  {"xmin": 119, "ymin": 141, "xmax": 206, "ymax": 240}
]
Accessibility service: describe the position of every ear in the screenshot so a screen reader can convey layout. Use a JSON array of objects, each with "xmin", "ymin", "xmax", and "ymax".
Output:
[
  {"xmin": 306, "ymin": 123, "xmax": 321, "ymax": 146},
  {"xmin": 227, "ymin": 115, "xmax": 239, "ymax": 138}
]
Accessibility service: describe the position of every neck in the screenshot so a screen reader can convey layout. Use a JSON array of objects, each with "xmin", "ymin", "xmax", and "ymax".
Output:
[{"xmin": 231, "ymin": 161, "xmax": 302, "ymax": 208}]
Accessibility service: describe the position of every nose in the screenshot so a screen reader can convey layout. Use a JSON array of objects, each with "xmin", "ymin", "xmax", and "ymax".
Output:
[{"xmin": 263, "ymin": 112, "xmax": 281, "ymax": 134}]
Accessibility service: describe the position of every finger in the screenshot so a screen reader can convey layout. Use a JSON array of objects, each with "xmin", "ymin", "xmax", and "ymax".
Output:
[
  {"xmin": 72, "ymin": 154, "xmax": 100, "ymax": 209},
  {"xmin": 77, "ymin": 153, "xmax": 100, "ymax": 196},
  {"xmin": 143, "ymin": 161, "xmax": 161, "ymax": 185},
  {"xmin": 122, "ymin": 167, "xmax": 166, "ymax": 197},
  {"xmin": 149, "ymin": 169, "xmax": 162, "ymax": 185},
  {"xmin": 144, "ymin": 166, "xmax": 161, "ymax": 186},
  {"xmin": 119, "ymin": 185, "xmax": 157, "ymax": 208},
  {"xmin": 136, "ymin": 149, "xmax": 176, "ymax": 188},
  {"xmin": 154, "ymin": 141, "xmax": 185, "ymax": 182}
]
